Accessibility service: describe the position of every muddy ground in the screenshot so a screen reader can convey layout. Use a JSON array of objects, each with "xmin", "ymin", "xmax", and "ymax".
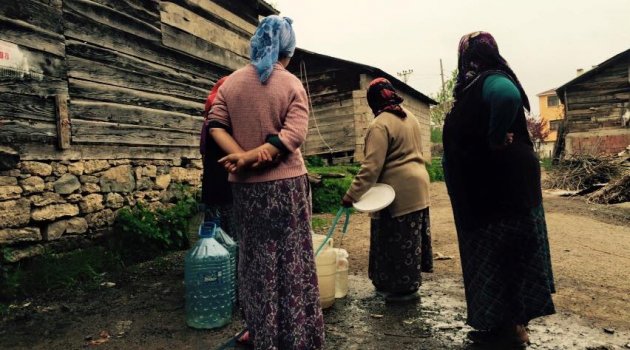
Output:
[{"xmin": 1, "ymin": 183, "xmax": 629, "ymax": 349}]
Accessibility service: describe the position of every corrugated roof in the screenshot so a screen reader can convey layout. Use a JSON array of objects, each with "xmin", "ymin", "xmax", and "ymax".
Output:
[{"xmin": 293, "ymin": 48, "xmax": 437, "ymax": 105}]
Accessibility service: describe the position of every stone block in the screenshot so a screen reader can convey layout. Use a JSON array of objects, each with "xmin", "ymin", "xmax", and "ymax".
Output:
[
  {"xmin": 0, "ymin": 185, "xmax": 23, "ymax": 200},
  {"xmin": 85, "ymin": 209, "xmax": 115, "ymax": 228},
  {"xmin": 45, "ymin": 220, "xmax": 68, "ymax": 240},
  {"xmin": 0, "ymin": 227, "xmax": 41, "ymax": 244},
  {"xmin": 142, "ymin": 165, "xmax": 157, "ymax": 177},
  {"xmin": 154, "ymin": 174, "xmax": 171, "ymax": 190},
  {"xmin": 4, "ymin": 244, "xmax": 45, "ymax": 263},
  {"xmin": 0, "ymin": 169, "xmax": 20, "ymax": 177},
  {"xmin": 82, "ymin": 183, "xmax": 101, "ymax": 193},
  {"xmin": 54, "ymin": 174, "xmax": 81, "ymax": 194},
  {"xmin": 170, "ymin": 167, "xmax": 202, "ymax": 186},
  {"xmin": 105, "ymin": 193, "xmax": 124, "ymax": 209},
  {"xmin": 136, "ymin": 178, "xmax": 154, "ymax": 191},
  {"xmin": 67, "ymin": 162, "xmax": 84, "ymax": 176},
  {"xmin": 20, "ymin": 161, "xmax": 52, "ymax": 176},
  {"xmin": 30, "ymin": 192, "xmax": 65, "ymax": 207},
  {"xmin": 0, "ymin": 198, "xmax": 31, "ymax": 228},
  {"xmin": 66, "ymin": 217, "xmax": 88, "ymax": 234},
  {"xmin": 80, "ymin": 194, "xmax": 104, "ymax": 214},
  {"xmin": 66, "ymin": 193, "xmax": 83, "ymax": 203},
  {"xmin": 109, "ymin": 159, "xmax": 130, "ymax": 166},
  {"xmin": 157, "ymin": 166, "xmax": 170, "ymax": 175},
  {"xmin": 52, "ymin": 163, "xmax": 68, "ymax": 176},
  {"xmin": 100, "ymin": 165, "xmax": 135, "ymax": 193},
  {"xmin": 80, "ymin": 175, "xmax": 99, "ymax": 184},
  {"xmin": 32, "ymin": 203, "xmax": 79, "ymax": 222},
  {"xmin": 84, "ymin": 160, "xmax": 110, "ymax": 174},
  {"xmin": 20, "ymin": 176, "xmax": 45, "ymax": 194},
  {"xmin": 0, "ymin": 176, "xmax": 17, "ymax": 186}
]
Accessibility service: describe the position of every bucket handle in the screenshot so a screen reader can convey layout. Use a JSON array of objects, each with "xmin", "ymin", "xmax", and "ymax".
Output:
[{"xmin": 315, "ymin": 207, "xmax": 351, "ymax": 256}]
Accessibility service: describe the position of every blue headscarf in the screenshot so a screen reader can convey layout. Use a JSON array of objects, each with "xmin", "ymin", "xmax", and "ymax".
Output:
[{"xmin": 250, "ymin": 15, "xmax": 296, "ymax": 83}]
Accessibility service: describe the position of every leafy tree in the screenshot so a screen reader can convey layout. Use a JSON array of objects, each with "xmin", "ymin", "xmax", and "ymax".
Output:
[
  {"xmin": 430, "ymin": 69, "xmax": 457, "ymax": 127},
  {"xmin": 526, "ymin": 113, "xmax": 550, "ymax": 153}
]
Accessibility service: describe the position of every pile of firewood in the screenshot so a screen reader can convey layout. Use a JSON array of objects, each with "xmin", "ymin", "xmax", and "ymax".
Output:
[
  {"xmin": 545, "ymin": 155, "xmax": 622, "ymax": 191},
  {"xmin": 588, "ymin": 174, "xmax": 630, "ymax": 204}
]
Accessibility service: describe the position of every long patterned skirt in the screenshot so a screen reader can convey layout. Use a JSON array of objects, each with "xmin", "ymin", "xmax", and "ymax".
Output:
[
  {"xmin": 453, "ymin": 204, "xmax": 556, "ymax": 329},
  {"xmin": 369, "ymin": 208, "xmax": 433, "ymax": 294},
  {"xmin": 231, "ymin": 175, "xmax": 324, "ymax": 350}
]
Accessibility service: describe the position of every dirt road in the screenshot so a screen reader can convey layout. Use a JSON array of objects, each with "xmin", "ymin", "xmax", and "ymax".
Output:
[{"xmin": 1, "ymin": 183, "xmax": 628, "ymax": 349}]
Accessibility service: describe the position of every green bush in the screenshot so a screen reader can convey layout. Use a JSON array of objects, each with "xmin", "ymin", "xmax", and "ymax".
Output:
[
  {"xmin": 426, "ymin": 158, "xmax": 445, "ymax": 182},
  {"xmin": 431, "ymin": 128, "xmax": 443, "ymax": 143},
  {"xmin": 312, "ymin": 177, "xmax": 353, "ymax": 213},
  {"xmin": 306, "ymin": 156, "xmax": 325, "ymax": 167},
  {"xmin": 111, "ymin": 194, "xmax": 197, "ymax": 262}
]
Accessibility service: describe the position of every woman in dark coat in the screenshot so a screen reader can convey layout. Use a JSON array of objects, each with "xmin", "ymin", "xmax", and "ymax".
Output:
[{"xmin": 442, "ymin": 31, "xmax": 555, "ymax": 348}]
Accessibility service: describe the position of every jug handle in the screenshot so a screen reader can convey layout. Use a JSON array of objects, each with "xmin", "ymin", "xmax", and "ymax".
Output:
[{"xmin": 315, "ymin": 207, "xmax": 351, "ymax": 257}]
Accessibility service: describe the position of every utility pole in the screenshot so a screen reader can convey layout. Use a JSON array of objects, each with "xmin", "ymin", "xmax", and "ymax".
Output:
[
  {"xmin": 397, "ymin": 69, "xmax": 413, "ymax": 84},
  {"xmin": 440, "ymin": 59, "xmax": 446, "ymax": 97}
]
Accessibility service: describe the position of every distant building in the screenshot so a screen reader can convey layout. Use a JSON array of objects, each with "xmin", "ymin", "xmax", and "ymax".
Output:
[
  {"xmin": 555, "ymin": 48, "xmax": 630, "ymax": 157},
  {"xmin": 287, "ymin": 48, "xmax": 437, "ymax": 164},
  {"xmin": 537, "ymin": 88, "xmax": 565, "ymax": 158}
]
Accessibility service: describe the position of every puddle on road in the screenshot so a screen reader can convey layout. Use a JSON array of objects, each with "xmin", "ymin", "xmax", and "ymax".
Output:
[{"xmin": 323, "ymin": 275, "xmax": 630, "ymax": 350}]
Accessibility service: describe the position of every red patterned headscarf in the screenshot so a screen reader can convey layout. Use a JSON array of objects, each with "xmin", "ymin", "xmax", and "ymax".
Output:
[
  {"xmin": 366, "ymin": 78, "xmax": 406, "ymax": 118},
  {"xmin": 454, "ymin": 31, "xmax": 530, "ymax": 111}
]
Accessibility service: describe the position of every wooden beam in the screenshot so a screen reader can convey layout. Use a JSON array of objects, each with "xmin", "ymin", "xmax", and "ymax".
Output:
[
  {"xmin": 55, "ymin": 94, "xmax": 71, "ymax": 149},
  {"xmin": 87, "ymin": 0, "xmax": 160, "ymax": 26},
  {"xmin": 0, "ymin": 118, "xmax": 57, "ymax": 144},
  {"xmin": 68, "ymin": 78, "xmax": 204, "ymax": 116},
  {"xmin": 0, "ymin": 15, "xmax": 65, "ymax": 57},
  {"xmin": 161, "ymin": 23, "xmax": 248, "ymax": 72},
  {"xmin": 165, "ymin": 0, "xmax": 256, "ymax": 36},
  {"xmin": 71, "ymin": 119, "xmax": 198, "ymax": 147},
  {"xmin": 160, "ymin": 1, "xmax": 250, "ymax": 57},
  {"xmin": 13, "ymin": 143, "xmax": 201, "ymax": 161},
  {"xmin": 0, "ymin": 0, "xmax": 63, "ymax": 34},
  {"xmin": 0, "ymin": 93, "xmax": 56, "ymax": 122}
]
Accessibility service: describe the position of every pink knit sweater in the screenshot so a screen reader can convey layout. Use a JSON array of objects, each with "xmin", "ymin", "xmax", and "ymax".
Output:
[{"xmin": 209, "ymin": 63, "xmax": 309, "ymax": 183}]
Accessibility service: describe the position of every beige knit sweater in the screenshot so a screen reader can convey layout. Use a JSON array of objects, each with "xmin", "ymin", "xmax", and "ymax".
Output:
[{"xmin": 346, "ymin": 110, "xmax": 430, "ymax": 217}]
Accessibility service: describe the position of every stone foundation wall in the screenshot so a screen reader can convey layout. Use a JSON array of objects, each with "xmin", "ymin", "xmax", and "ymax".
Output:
[{"xmin": 0, "ymin": 158, "xmax": 203, "ymax": 263}]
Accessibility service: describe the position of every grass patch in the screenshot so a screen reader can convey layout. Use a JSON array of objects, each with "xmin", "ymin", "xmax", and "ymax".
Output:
[
  {"xmin": 1, "ymin": 246, "xmax": 123, "ymax": 301},
  {"xmin": 311, "ymin": 217, "xmax": 327, "ymax": 231},
  {"xmin": 427, "ymin": 158, "xmax": 444, "ymax": 182},
  {"xmin": 431, "ymin": 128, "xmax": 443, "ymax": 143},
  {"xmin": 308, "ymin": 164, "xmax": 357, "ymax": 214},
  {"xmin": 540, "ymin": 157, "xmax": 553, "ymax": 171}
]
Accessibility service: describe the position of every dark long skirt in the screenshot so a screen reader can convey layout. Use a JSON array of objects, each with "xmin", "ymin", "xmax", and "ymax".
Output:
[
  {"xmin": 369, "ymin": 208, "xmax": 433, "ymax": 294},
  {"xmin": 453, "ymin": 204, "xmax": 556, "ymax": 329},
  {"xmin": 231, "ymin": 175, "xmax": 324, "ymax": 350}
]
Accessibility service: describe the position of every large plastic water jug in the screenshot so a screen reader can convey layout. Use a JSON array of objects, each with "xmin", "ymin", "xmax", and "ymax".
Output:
[
  {"xmin": 333, "ymin": 248, "xmax": 349, "ymax": 298},
  {"xmin": 312, "ymin": 233, "xmax": 336, "ymax": 309},
  {"xmin": 209, "ymin": 219, "xmax": 237, "ymax": 305},
  {"xmin": 185, "ymin": 222, "xmax": 232, "ymax": 329}
]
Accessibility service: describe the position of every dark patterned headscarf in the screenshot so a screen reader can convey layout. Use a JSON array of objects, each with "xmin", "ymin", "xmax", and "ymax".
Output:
[
  {"xmin": 454, "ymin": 31, "xmax": 530, "ymax": 111},
  {"xmin": 366, "ymin": 78, "xmax": 407, "ymax": 118}
]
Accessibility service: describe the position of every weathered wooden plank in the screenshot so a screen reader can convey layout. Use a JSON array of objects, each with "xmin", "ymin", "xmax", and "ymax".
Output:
[
  {"xmin": 0, "ymin": 118, "xmax": 57, "ymax": 143},
  {"xmin": 161, "ymin": 23, "xmax": 248, "ymax": 72},
  {"xmin": 15, "ymin": 143, "xmax": 200, "ymax": 161},
  {"xmin": 0, "ymin": 76, "xmax": 68, "ymax": 97},
  {"xmin": 0, "ymin": 0, "xmax": 63, "ymax": 34},
  {"xmin": 63, "ymin": 0, "xmax": 161, "ymax": 42},
  {"xmin": 0, "ymin": 15, "xmax": 65, "ymax": 57},
  {"xmin": 63, "ymin": 10, "xmax": 230, "ymax": 81},
  {"xmin": 67, "ymin": 56, "xmax": 207, "ymax": 102},
  {"xmin": 165, "ymin": 0, "xmax": 255, "ymax": 38},
  {"xmin": 0, "ymin": 41, "xmax": 67, "ymax": 79},
  {"xmin": 210, "ymin": 0, "xmax": 259, "ymax": 26},
  {"xmin": 71, "ymin": 119, "xmax": 197, "ymax": 147},
  {"xmin": 68, "ymin": 78, "xmax": 204, "ymax": 116},
  {"xmin": 33, "ymin": 0, "xmax": 63, "ymax": 9},
  {"xmin": 55, "ymin": 95, "xmax": 71, "ymax": 149},
  {"xmin": 87, "ymin": 0, "xmax": 159, "ymax": 26},
  {"xmin": 160, "ymin": 1, "xmax": 249, "ymax": 57},
  {"xmin": 66, "ymin": 40, "xmax": 216, "ymax": 89},
  {"xmin": 0, "ymin": 93, "xmax": 56, "ymax": 122},
  {"xmin": 69, "ymin": 100, "xmax": 202, "ymax": 131}
]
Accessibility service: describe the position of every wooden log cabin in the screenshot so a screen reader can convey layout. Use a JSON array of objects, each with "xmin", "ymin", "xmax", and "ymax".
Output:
[
  {"xmin": 554, "ymin": 48, "xmax": 630, "ymax": 157},
  {"xmin": 0, "ymin": 0, "xmax": 276, "ymax": 256},
  {"xmin": 287, "ymin": 48, "xmax": 436, "ymax": 164}
]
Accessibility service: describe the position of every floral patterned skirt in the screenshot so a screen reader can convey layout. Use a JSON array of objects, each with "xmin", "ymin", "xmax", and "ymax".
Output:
[
  {"xmin": 369, "ymin": 208, "xmax": 433, "ymax": 294},
  {"xmin": 231, "ymin": 175, "xmax": 324, "ymax": 350}
]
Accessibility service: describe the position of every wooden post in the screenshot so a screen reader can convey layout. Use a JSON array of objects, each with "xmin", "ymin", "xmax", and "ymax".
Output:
[{"xmin": 55, "ymin": 94, "xmax": 71, "ymax": 149}]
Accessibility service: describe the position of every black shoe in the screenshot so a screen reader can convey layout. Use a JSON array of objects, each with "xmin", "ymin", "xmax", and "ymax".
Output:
[
  {"xmin": 385, "ymin": 291, "xmax": 420, "ymax": 303},
  {"xmin": 467, "ymin": 327, "xmax": 529, "ymax": 349}
]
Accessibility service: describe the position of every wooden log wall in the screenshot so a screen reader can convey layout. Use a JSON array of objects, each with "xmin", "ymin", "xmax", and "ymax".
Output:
[
  {"xmin": 565, "ymin": 57, "xmax": 630, "ymax": 132},
  {"xmin": 1, "ymin": 0, "xmax": 262, "ymax": 161}
]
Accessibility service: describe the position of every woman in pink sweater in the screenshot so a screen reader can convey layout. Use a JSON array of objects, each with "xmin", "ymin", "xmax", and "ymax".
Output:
[{"xmin": 208, "ymin": 16, "xmax": 324, "ymax": 350}]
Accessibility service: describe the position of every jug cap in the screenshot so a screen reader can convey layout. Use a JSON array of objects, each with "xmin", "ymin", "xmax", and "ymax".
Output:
[{"xmin": 199, "ymin": 221, "xmax": 217, "ymax": 238}]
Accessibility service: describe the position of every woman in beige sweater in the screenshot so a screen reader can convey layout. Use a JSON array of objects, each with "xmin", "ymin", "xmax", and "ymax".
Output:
[{"xmin": 343, "ymin": 78, "xmax": 433, "ymax": 302}]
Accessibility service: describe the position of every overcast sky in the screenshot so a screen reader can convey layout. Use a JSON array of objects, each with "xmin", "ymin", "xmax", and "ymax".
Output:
[{"xmin": 272, "ymin": 0, "xmax": 630, "ymax": 114}]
